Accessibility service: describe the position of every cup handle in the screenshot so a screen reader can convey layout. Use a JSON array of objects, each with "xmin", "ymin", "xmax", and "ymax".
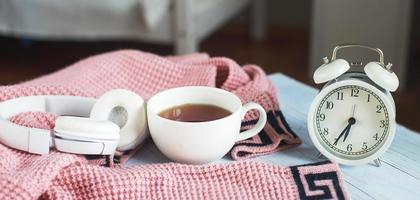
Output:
[{"xmin": 236, "ymin": 102, "xmax": 267, "ymax": 142}]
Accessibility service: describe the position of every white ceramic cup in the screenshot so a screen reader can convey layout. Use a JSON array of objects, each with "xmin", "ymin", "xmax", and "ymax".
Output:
[{"xmin": 147, "ymin": 86, "xmax": 267, "ymax": 164}]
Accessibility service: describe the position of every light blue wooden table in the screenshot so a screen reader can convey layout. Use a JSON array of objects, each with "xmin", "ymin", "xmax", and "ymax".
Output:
[{"xmin": 128, "ymin": 73, "xmax": 420, "ymax": 200}]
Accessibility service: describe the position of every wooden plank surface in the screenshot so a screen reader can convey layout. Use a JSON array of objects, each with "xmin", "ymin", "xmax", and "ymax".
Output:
[{"xmin": 127, "ymin": 73, "xmax": 420, "ymax": 200}]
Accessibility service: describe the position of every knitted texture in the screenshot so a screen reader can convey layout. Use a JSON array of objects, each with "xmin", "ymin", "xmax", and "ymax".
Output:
[
  {"xmin": 0, "ymin": 50, "xmax": 349, "ymax": 199},
  {"xmin": 41, "ymin": 161, "xmax": 349, "ymax": 200},
  {"xmin": 1, "ymin": 50, "xmax": 301, "ymax": 160}
]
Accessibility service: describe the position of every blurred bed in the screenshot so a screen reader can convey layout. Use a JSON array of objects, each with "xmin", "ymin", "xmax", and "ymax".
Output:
[{"xmin": 0, "ymin": 0, "xmax": 266, "ymax": 54}]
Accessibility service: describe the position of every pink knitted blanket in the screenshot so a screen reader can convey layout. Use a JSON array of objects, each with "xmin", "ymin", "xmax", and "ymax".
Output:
[{"xmin": 0, "ymin": 50, "xmax": 349, "ymax": 199}]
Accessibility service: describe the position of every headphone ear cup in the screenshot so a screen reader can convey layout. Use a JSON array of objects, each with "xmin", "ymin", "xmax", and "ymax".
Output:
[
  {"xmin": 364, "ymin": 62, "xmax": 399, "ymax": 92},
  {"xmin": 90, "ymin": 89, "xmax": 148, "ymax": 151},
  {"xmin": 313, "ymin": 59, "xmax": 350, "ymax": 84},
  {"xmin": 54, "ymin": 116, "xmax": 120, "ymax": 155},
  {"xmin": 54, "ymin": 116, "xmax": 121, "ymax": 140}
]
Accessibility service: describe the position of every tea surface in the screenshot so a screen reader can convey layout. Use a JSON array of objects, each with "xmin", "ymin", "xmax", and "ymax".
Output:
[{"xmin": 158, "ymin": 104, "xmax": 232, "ymax": 122}]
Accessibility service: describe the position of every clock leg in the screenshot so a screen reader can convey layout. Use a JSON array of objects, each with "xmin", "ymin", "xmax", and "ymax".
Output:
[
  {"xmin": 373, "ymin": 158, "xmax": 382, "ymax": 167},
  {"xmin": 316, "ymin": 152, "xmax": 327, "ymax": 159}
]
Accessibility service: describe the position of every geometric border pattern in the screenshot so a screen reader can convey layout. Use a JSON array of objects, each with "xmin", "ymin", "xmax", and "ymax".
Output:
[{"xmin": 290, "ymin": 161, "xmax": 346, "ymax": 200}]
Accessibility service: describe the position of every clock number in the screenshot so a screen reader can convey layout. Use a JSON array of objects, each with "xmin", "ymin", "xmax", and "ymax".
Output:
[
  {"xmin": 323, "ymin": 128, "xmax": 329, "ymax": 135},
  {"xmin": 351, "ymin": 89, "xmax": 359, "ymax": 97},
  {"xmin": 319, "ymin": 113, "xmax": 326, "ymax": 121},
  {"xmin": 373, "ymin": 133, "xmax": 379, "ymax": 141},
  {"xmin": 380, "ymin": 120, "xmax": 386, "ymax": 128},
  {"xmin": 337, "ymin": 92, "xmax": 344, "ymax": 100},
  {"xmin": 367, "ymin": 94, "xmax": 371, "ymax": 102},
  {"xmin": 347, "ymin": 144, "xmax": 353, "ymax": 152},
  {"xmin": 362, "ymin": 142, "xmax": 368, "ymax": 150},
  {"xmin": 376, "ymin": 105, "xmax": 383, "ymax": 113},
  {"xmin": 326, "ymin": 101, "xmax": 334, "ymax": 109}
]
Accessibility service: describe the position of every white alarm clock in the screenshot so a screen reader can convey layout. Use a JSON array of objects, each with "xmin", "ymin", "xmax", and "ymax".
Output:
[{"xmin": 307, "ymin": 44, "xmax": 399, "ymax": 166}]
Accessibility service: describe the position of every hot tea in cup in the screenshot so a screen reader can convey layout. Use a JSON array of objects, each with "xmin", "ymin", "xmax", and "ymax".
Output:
[
  {"xmin": 158, "ymin": 104, "xmax": 232, "ymax": 122},
  {"xmin": 147, "ymin": 86, "xmax": 267, "ymax": 164}
]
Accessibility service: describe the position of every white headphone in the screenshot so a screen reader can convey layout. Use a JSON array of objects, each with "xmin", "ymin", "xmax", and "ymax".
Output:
[
  {"xmin": 0, "ymin": 89, "xmax": 147, "ymax": 155},
  {"xmin": 313, "ymin": 44, "xmax": 399, "ymax": 92}
]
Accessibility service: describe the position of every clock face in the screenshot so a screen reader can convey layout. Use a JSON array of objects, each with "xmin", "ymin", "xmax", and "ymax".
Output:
[{"xmin": 313, "ymin": 84, "xmax": 390, "ymax": 160}]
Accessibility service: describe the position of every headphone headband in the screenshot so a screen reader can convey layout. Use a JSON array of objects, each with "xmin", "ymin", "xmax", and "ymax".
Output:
[
  {"xmin": 0, "ymin": 95, "xmax": 95, "ymax": 118},
  {"xmin": 0, "ymin": 96, "xmax": 111, "ymax": 154}
]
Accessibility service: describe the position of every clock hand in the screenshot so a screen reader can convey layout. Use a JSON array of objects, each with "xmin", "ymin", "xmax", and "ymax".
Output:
[
  {"xmin": 343, "ymin": 105, "xmax": 357, "ymax": 142},
  {"xmin": 351, "ymin": 104, "xmax": 356, "ymax": 117},
  {"xmin": 333, "ymin": 122, "xmax": 351, "ymax": 146},
  {"xmin": 343, "ymin": 117, "xmax": 356, "ymax": 142}
]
